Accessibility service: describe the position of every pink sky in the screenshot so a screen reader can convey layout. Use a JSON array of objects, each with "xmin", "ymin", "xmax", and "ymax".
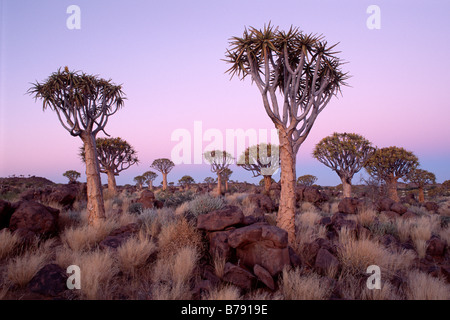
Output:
[{"xmin": 1, "ymin": 0, "xmax": 449, "ymax": 186}]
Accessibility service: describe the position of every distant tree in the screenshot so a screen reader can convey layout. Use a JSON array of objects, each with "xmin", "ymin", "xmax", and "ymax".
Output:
[
  {"xmin": 443, "ymin": 180, "xmax": 450, "ymax": 190},
  {"xmin": 259, "ymin": 177, "xmax": 275, "ymax": 187},
  {"xmin": 365, "ymin": 147, "xmax": 419, "ymax": 202},
  {"xmin": 80, "ymin": 137, "xmax": 138, "ymax": 195},
  {"xmin": 151, "ymin": 158, "xmax": 175, "ymax": 191},
  {"xmin": 29, "ymin": 67, "xmax": 125, "ymax": 225},
  {"xmin": 63, "ymin": 170, "xmax": 81, "ymax": 183},
  {"xmin": 225, "ymin": 24, "xmax": 348, "ymax": 243},
  {"xmin": 204, "ymin": 150, "xmax": 234, "ymax": 196},
  {"xmin": 237, "ymin": 143, "xmax": 280, "ymax": 194},
  {"xmin": 296, "ymin": 174, "xmax": 318, "ymax": 187},
  {"xmin": 221, "ymin": 168, "xmax": 233, "ymax": 192},
  {"xmin": 178, "ymin": 175, "xmax": 195, "ymax": 189},
  {"xmin": 405, "ymin": 168, "xmax": 436, "ymax": 203},
  {"xmin": 204, "ymin": 177, "xmax": 215, "ymax": 186},
  {"xmin": 142, "ymin": 171, "xmax": 158, "ymax": 190},
  {"xmin": 133, "ymin": 175, "xmax": 145, "ymax": 189},
  {"xmin": 313, "ymin": 133, "xmax": 375, "ymax": 197}
]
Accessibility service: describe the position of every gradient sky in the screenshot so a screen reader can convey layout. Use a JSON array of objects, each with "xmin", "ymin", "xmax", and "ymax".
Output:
[{"xmin": 1, "ymin": 0, "xmax": 449, "ymax": 187}]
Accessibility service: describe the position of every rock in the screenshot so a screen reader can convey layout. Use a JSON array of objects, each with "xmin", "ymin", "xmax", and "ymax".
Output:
[
  {"xmin": 245, "ymin": 194, "xmax": 275, "ymax": 213},
  {"xmin": 9, "ymin": 201, "xmax": 59, "ymax": 241},
  {"xmin": 46, "ymin": 184, "xmax": 81, "ymax": 210},
  {"xmin": 390, "ymin": 202, "xmax": 407, "ymax": 215},
  {"xmin": 304, "ymin": 187, "xmax": 328, "ymax": 204},
  {"xmin": 318, "ymin": 216, "xmax": 332, "ymax": 228},
  {"xmin": 253, "ymin": 264, "xmax": 275, "ymax": 290},
  {"xmin": 222, "ymin": 262, "xmax": 256, "ymax": 290},
  {"xmin": 380, "ymin": 234, "xmax": 399, "ymax": 248},
  {"xmin": 441, "ymin": 265, "xmax": 450, "ymax": 283},
  {"xmin": 0, "ymin": 199, "xmax": 14, "ymax": 229},
  {"xmin": 382, "ymin": 210, "xmax": 400, "ymax": 220},
  {"xmin": 426, "ymin": 236, "xmax": 446, "ymax": 257},
  {"xmin": 227, "ymin": 223, "xmax": 288, "ymax": 249},
  {"xmin": 378, "ymin": 198, "xmax": 395, "ymax": 212},
  {"xmin": 402, "ymin": 211, "xmax": 418, "ymax": 219},
  {"xmin": 99, "ymin": 223, "xmax": 140, "ymax": 250},
  {"xmin": 136, "ymin": 190, "xmax": 156, "ymax": 209},
  {"xmin": 197, "ymin": 206, "xmax": 244, "ymax": 231},
  {"xmin": 208, "ymin": 230, "xmax": 234, "ymax": 259},
  {"xmin": 338, "ymin": 197, "xmax": 363, "ymax": 215},
  {"xmin": 288, "ymin": 246, "xmax": 302, "ymax": 267},
  {"xmin": 28, "ymin": 264, "xmax": 68, "ymax": 297},
  {"xmin": 315, "ymin": 248, "xmax": 340, "ymax": 276},
  {"xmin": 424, "ymin": 202, "xmax": 439, "ymax": 213}
]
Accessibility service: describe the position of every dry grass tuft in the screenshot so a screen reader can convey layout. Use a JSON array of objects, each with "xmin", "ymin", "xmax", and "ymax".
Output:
[
  {"xmin": 117, "ymin": 232, "xmax": 156, "ymax": 277},
  {"xmin": 0, "ymin": 229, "xmax": 21, "ymax": 260},
  {"xmin": 406, "ymin": 270, "xmax": 450, "ymax": 300},
  {"xmin": 204, "ymin": 284, "xmax": 242, "ymax": 300},
  {"xmin": 61, "ymin": 219, "xmax": 117, "ymax": 252},
  {"xmin": 280, "ymin": 267, "xmax": 332, "ymax": 300}
]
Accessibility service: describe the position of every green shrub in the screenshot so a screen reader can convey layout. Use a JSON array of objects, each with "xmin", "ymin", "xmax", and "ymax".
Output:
[
  {"xmin": 187, "ymin": 194, "xmax": 225, "ymax": 217},
  {"xmin": 128, "ymin": 202, "xmax": 143, "ymax": 214},
  {"xmin": 156, "ymin": 190, "xmax": 195, "ymax": 208},
  {"xmin": 368, "ymin": 221, "xmax": 398, "ymax": 237}
]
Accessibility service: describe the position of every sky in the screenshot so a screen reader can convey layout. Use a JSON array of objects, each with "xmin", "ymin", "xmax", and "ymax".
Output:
[{"xmin": 1, "ymin": 0, "xmax": 449, "ymax": 187}]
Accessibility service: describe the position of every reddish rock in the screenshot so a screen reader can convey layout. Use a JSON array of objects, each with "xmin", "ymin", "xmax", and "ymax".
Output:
[
  {"xmin": 424, "ymin": 202, "xmax": 439, "ymax": 213},
  {"xmin": 0, "ymin": 199, "xmax": 14, "ymax": 229},
  {"xmin": 208, "ymin": 230, "xmax": 234, "ymax": 259},
  {"xmin": 338, "ymin": 197, "xmax": 363, "ymax": 215},
  {"xmin": 304, "ymin": 187, "xmax": 328, "ymax": 204},
  {"xmin": 136, "ymin": 190, "xmax": 156, "ymax": 209},
  {"xmin": 222, "ymin": 262, "xmax": 256, "ymax": 290},
  {"xmin": 9, "ymin": 201, "xmax": 59, "ymax": 241},
  {"xmin": 246, "ymin": 194, "xmax": 275, "ymax": 213},
  {"xmin": 99, "ymin": 223, "xmax": 140, "ymax": 250},
  {"xmin": 288, "ymin": 246, "xmax": 302, "ymax": 267},
  {"xmin": 197, "ymin": 206, "xmax": 244, "ymax": 231},
  {"xmin": 378, "ymin": 198, "xmax": 395, "ymax": 212},
  {"xmin": 253, "ymin": 264, "xmax": 275, "ymax": 290},
  {"xmin": 28, "ymin": 264, "xmax": 68, "ymax": 297},
  {"xmin": 315, "ymin": 248, "xmax": 340, "ymax": 276},
  {"xmin": 390, "ymin": 202, "xmax": 407, "ymax": 215},
  {"xmin": 426, "ymin": 236, "xmax": 446, "ymax": 257},
  {"xmin": 227, "ymin": 223, "xmax": 288, "ymax": 249},
  {"xmin": 318, "ymin": 216, "xmax": 332, "ymax": 228},
  {"xmin": 381, "ymin": 210, "xmax": 400, "ymax": 220},
  {"xmin": 402, "ymin": 211, "xmax": 418, "ymax": 219}
]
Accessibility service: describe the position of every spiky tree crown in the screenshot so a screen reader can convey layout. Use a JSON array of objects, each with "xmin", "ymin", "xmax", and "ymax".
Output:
[
  {"xmin": 406, "ymin": 168, "xmax": 436, "ymax": 187},
  {"xmin": 63, "ymin": 170, "xmax": 81, "ymax": 182},
  {"xmin": 365, "ymin": 147, "xmax": 419, "ymax": 182},
  {"xmin": 80, "ymin": 137, "xmax": 138, "ymax": 174},
  {"xmin": 28, "ymin": 67, "xmax": 125, "ymax": 137},
  {"xmin": 220, "ymin": 168, "xmax": 233, "ymax": 180},
  {"xmin": 151, "ymin": 158, "xmax": 175, "ymax": 174},
  {"xmin": 297, "ymin": 174, "xmax": 318, "ymax": 187},
  {"xmin": 313, "ymin": 132, "xmax": 375, "ymax": 179},
  {"xmin": 178, "ymin": 175, "xmax": 195, "ymax": 186},
  {"xmin": 204, "ymin": 150, "xmax": 234, "ymax": 174},
  {"xmin": 238, "ymin": 143, "xmax": 280, "ymax": 177},
  {"xmin": 142, "ymin": 171, "xmax": 158, "ymax": 184}
]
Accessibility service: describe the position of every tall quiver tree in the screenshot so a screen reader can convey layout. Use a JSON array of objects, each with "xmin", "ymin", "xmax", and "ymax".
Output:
[
  {"xmin": 313, "ymin": 133, "xmax": 375, "ymax": 198},
  {"xmin": 29, "ymin": 67, "xmax": 125, "ymax": 225},
  {"xmin": 406, "ymin": 168, "xmax": 436, "ymax": 203},
  {"xmin": 151, "ymin": 158, "xmax": 175, "ymax": 191},
  {"xmin": 221, "ymin": 168, "xmax": 233, "ymax": 192},
  {"xmin": 365, "ymin": 147, "xmax": 419, "ymax": 202},
  {"xmin": 237, "ymin": 143, "xmax": 280, "ymax": 194},
  {"xmin": 63, "ymin": 170, "xmax": 81, "ymax": 183},
  {"xmin": 225, "ymin": 24, "xmax": 348, "ymax": 242},
  {"xmin": 81, "ymin": 137, "xmax": 139, "ymax": 196},
  {"xmin": 142, "ymin": 171, "xmax": 158, "ymax": 190},
  {"xmin": 204, "ymin": 150, "xmax": 234, "ymax": 196}
]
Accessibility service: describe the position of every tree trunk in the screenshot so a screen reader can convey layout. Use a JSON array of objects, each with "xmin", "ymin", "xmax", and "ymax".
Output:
[
  {"xmin": 263, "ymin": 175, "xmax": 272, "ymax": 194},
  {"xmin": 162, "ymin": 173, "xmax": 168, "ymax": 191},
  {"xmin": 225, "ymin": 180, "xmax": 229, "ymax": 192},
  {"xmin": 81, "ymin": 132, "xmax": 105, "ymax": 225},
  {"xmin": 341, "ymin": 176, "xmax": 352, "ymax": 198},
  {"xmin": 217, "ymin": 173, "xmax": 223, "ymax": 196},
  {"xmin": 418, "ymin": 186, "xmax": 425, "ymax": 203},
  {"xmin": 106, "ymin": 170, "xmax": 117, "ymax": 196},
  {"xmin": 148, "ymin": 180, "xmax": 153, "ymax": 191},
  {"xmin": 277, "ymin": 128, "xmax": 296, "ymax": 244},
  {"xmin": 386, "ymin": 178, "xmax": 399, "ymax": 202}
]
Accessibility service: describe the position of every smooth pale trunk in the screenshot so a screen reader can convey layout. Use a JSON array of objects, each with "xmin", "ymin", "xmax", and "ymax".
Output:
[
  {"xmin": 162, "ymin": 173, "xmax": 168, "ymax": 191},
  {"xmin": 276, "ymin": 129, "xmax": 296, "ymax": 244},
  {"xmin": 81, "ymin": 132, "xmax": 105, "ymax": 225},
  {"xmin": 148, "ymin": 181, "xmax": 153, "ymax": 191},
  {"xmin": 263, "ymin": 175, "xmax": 272, "ymax": 194},
  {"xmin": 386, "ymin": 178, "xmax": 400, "ymax": 202},
  {"xmin": 106, "ymin": 170, "xmax": 117, "ymax": 196},
  {"xmin": 217, "ymin": 173, "xmax": 223, "ymax": 196},
  {"xmin": 418, "ymin": 186, "xmax": 425, "ymax": 203},
  {"xmin": 225, "ymin": 180, "xmax": 229, "ymax": 192},
  {"xmin": 341, "ymin": 177, "xmax": 352, "ymax": 198}
]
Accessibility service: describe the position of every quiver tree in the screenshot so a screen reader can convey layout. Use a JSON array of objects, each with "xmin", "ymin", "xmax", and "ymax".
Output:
[
  {"xmin": 296, "ymin": 174, "xmax": 318, "ymax": 187},
  {"xmin": 313, "ymin": 132, "xmax": 375, "ymax": 198},
  {"xmin": 142, "ymin": 171, "xmax": 158, "ymax": 190},
  {"xmin": 225, "ymin": 24, "xmax": 348, "ymax": 242},
  {"xmin": 405, "ymin": 168, "xmax": 436, "ymax": 203},
  {"xmin": 237, "ymin": 143, "xmax": 280, "ymax": 194},
  {"xmin": 151, "ymin": 158, "xmax": 175, "ymax": 191},
  {"xmin": 220, "ymin": 168, "xmax": 233, "ymax": 192},
  {"xmin": 29, "ymin": 67, "xmax": 125, "ymax": 225},
  {"xmin": 365, "ymin": 147, "xmax": 419, "ymax": 202},
  {"xmin": 178, "ymin": 175, "xmax": 195, "ymax": 190},
  {"xmin": 80, "ymin": 137, "xmax": 139, "ymax": 195},
  {"xmin": 204, "ymin": 150, "xmax": 234, "ymax": 196},
  {"xmin": 134, "ymin": 175, "xmax": 145, "ymax": 189},
  {"xmin": 63, "ymin": 170, "xmax": 81, "ymax": 183}
]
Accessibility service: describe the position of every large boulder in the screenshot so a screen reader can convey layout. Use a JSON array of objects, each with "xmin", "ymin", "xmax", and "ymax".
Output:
[
  {"xmin": 208, "ymin": 229, "xmax": 234, "ymax": 259},
  {"xmin": 197, "ymin": 206, "xmax": 244, "ymax": 231},
  {"xmin": 424, "ymin": 202, "xmax": 439, "ymax": 214},
  {"xmin": 9, "ymin": 201, "xmax": 59, "ymax": 241},
  {"xmin": 222, "ymin": 262, "xmax": 256, "ymax": 290},
  {"xmin": 228, "ymin": 223, "xmax": 289, "ymax": 276},
  {"xmin": 253, "ymin": 264, "xmax": 275, "ymax": 290},
  {"xmin": 245, "ymin": 194, "xmax": 275, "ymax": 213},
  {"xmin": 28, "ymin": 264, "xmax": 68, "ymax": 297},
  {"xmin": 0, "ymin": 199, "xmax": 14, "ymax": 229},
  {"xmin": 390, "ymin": 202, "xmax": 407, "ymax": 215},
  {"xmin": 296, "ymin": 186, "xmax": 328, "ymax": 205},
  {"xmin": 135, "ymin": 190, "xmax": 156, "ymax": 209},
  {"xmin": 45, "ymin": 184, "xmax": 82, "ymax": 210},
  {"xmin": 378, "ymin": 198, "xmax": 395, "ymax": 212},
  {"xmin": 426, "ymin": 236, "xmax": 446, "ymax": 257},
  {"xmin": 314, "ymin": 248, "xmax": 340, "ymax": 276},
  {"xmin": 338, "ymin": 197, "xmax": 363, "ymax": 215}
]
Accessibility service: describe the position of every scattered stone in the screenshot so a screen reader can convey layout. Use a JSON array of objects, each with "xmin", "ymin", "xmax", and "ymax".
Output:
[
  {"xmin": 426, "ymin": 236, "xmax": 446, "ymax": 257},
  {"xmin": 28, "ymin": 264, "xmax": 68, "ymax": 297},
  {"xmin": 253, "ymin": 264, "xmax": 275, "ymax": 290},
  {"xmin": 208, "ymin": 230, "xmax": 234, "ymax": 259},
  {"xmin": 288, "ymin": 246, "xmax": 302, "ymax": 267},
  {"xmin": 99, "ymin": 223, "xmax": 140, "ymax": 250},
  {"xmin": 424, "ymin": 202, "xmax": 439, "ymax": 214},
  {"xmin": 222, "ymin": 263, "xmax": 256, "ymax": 290},
  {"xmin": 338, "ymin": 197, "xmax": 363, "ymax": 215},
  {"xmin": 315, "ymin": 248, "xmax": 340, "ymax": 276}
]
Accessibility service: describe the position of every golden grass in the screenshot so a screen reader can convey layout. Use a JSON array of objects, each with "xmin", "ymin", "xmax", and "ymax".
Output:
[
  {"xmin": 0, "ymin": 229, "xmax": 21, "ymax": 260},
  {"xmin": 406, "ymin": 270, "xmax": 450, "ymax": 300},
  {"xmin": 213, "ymin": 252, "xmax": 227, "ymax": 279},
  {"xmin": 356, "ymin": 207, "xmax": 377, "ymax": 228},
  {"xmin": 296, "ymin": 211, "xmax": 321, "ymax": 227},
  {"xmin": 280, "ymin": 267, "xmax": 332, "ymax": 300},
  {"xmin": 117, "ymin": 232, "xmax": 156, "ymax": 277},
  {"xmin": 361, "ymin": 281, "xmax": 401, "ymax": 300},
  {"xmin": 204, "ymin": 284, "xmax": 242, "ymax": 300}
]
